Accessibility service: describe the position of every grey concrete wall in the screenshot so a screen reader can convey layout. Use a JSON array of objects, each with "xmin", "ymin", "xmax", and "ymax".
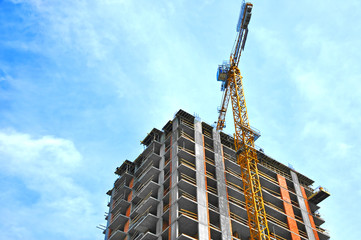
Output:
[
  {"xmin": 194, "ymin": 120, "xmax": 210, "ymax": 240},
  {"xmin": 169, "ymin": 119, "xmax": 179, "ymax": 240},
  {"xmin": 291, "ymin": 171, "xmax": 315, "ymax": 240},
  {"xmin": 213, "ymin": 129, "xmax": 232, "ymax": 240},
  {"xmin": 156, "ymin": 133, "xmax": 165, "ymax": 238}
]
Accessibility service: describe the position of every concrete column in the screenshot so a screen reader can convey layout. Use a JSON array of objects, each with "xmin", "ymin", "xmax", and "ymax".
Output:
[
  {"xmin": 194, "ymin": 120, "xmax": 210, "ymax": 240},
  {"xmin": 156, "ymin": 133, "xmax": 166, "ymax": 238},
  {"xmin": 169, "ymin": 119, "xmax": 179, "ymax": 240},
  {"xmin": 291, "ymin": 171, "xmax": 315, "ymax": 240},
  {"xmin": 213, "ymin": 129, "xmax": 232, "ymax": 240}
]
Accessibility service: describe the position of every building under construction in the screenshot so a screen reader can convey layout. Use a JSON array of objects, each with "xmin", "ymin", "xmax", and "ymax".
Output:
[{"xmin": 103, "ymin": 109, "xmax": 330, "ymax": 240}]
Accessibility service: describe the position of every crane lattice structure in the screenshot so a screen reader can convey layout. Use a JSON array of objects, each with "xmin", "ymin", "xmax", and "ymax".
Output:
[{"xmin": 216, "ymin": 2, "xmax": 271, "ymax": 240}]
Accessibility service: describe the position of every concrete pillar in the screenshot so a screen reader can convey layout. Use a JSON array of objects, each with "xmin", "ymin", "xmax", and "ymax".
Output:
[
  {"xmin": 156, "ymin": 133, "xmax": 166, "ymax": 238},
  {"xmin": 213, "ymin": 129, "xmax": 232, "ymax": 240},
  {"xmin": 291, "ymin": 171, "xmax": 315, "ymax": 240},
  {"xmin": 169, "ymin": 119, "xmax": 179, "ymax": 240},
  {"xmin": 194, "ymin": 120, "xmax": 210, "ymax": 240}
]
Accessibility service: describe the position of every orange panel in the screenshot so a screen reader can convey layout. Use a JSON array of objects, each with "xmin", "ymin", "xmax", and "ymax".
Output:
[
  {"xmin": 126, "ymin": 205, "xmax": 131, "ymax": 217},
  {"xmin": 129, "ymin": 177, "xmax": 134, "ymax": 188},
  {"xmin": 163, "ymin": 220, "xmax": 169, "ymax": 231},
  {"xmin": 301, "ymin": 187, "xmax": 320, "ymax": 240},
  {"xmin": 108, "ymin": 228, "xmax": 112, "ymax": 239},
  {"xmin": 277, "ymin": 175, "xmax": 300, "ymax": 240},
  {"xmin": 277, "ymin": 175, "xmax": 291, "ymax": 203},
  {"xmin": 127, "ymin": 191, "xmax": 132, "ymax": 202},
  {"xmin": 124, "ymin": 220, "xmax": 130, "ymax": 232}
]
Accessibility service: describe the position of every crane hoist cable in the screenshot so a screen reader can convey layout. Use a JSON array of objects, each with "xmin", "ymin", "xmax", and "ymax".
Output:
[{"xmin": 216, "ymin": 1, "xmax": 271, "ymax": 239}]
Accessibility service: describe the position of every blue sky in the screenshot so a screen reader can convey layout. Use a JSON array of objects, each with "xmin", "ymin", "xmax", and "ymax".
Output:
[{"xmin": 0, "ymin": 0, "xmax": 360, "ymax": 239}]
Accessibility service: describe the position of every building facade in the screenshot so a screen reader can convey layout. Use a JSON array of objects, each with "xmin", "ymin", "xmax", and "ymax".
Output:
[{"xmin": 103, "ymin": 109, "xmax": 329, "ymax": 240}]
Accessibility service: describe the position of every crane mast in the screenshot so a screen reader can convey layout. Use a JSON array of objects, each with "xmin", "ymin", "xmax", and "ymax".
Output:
[{"xmin": 216, "ymin": 2, "xmax": 271, "ymax": 240}]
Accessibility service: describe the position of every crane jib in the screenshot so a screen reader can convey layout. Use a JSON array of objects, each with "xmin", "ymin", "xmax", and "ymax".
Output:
[
  {"xmin": 215, "ymin": 2, "xmax": 271, "ymax": 240},
  {"xmin": 234, "ymin": 2, "xmax": 252, "ymax": 65}
]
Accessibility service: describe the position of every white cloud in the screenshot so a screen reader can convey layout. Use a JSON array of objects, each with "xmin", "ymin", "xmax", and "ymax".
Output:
[{"xmin": 0, "ymin": 129, "xmax": 98, "ymax": 240}]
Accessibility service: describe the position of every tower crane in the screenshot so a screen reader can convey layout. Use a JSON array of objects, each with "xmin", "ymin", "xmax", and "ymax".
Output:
[{"xmin": 216, "ymin": 1, "xmax": 271, "ymax": 239}]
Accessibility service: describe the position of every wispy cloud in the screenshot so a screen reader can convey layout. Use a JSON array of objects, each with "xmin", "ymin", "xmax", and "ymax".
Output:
[{"xmin": 0, "ymin": 129, "xmax": 97, "ymax": 240}]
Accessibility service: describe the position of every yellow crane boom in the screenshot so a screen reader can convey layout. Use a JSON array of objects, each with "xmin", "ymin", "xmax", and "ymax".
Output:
[{"xmin": 216, "ymin": 2, "xmax": 271, "ymax": 239}]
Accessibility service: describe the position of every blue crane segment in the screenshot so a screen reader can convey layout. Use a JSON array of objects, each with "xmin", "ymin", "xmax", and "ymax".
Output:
[{"xmin": 216, "ymin": 1, "xmax": 253, "ymax": 91}]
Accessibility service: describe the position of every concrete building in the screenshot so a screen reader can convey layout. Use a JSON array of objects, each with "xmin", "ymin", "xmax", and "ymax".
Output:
[{"xmin": 103, "ymin": 109, "xmax": 330, "ymax": 240}]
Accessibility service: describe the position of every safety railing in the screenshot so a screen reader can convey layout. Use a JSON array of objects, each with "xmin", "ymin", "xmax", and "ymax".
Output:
[
  {"xmin": 302, "ymin": 184, "xmax": 314, "ymax": 194},
  {"xmin": 163, "ymin": 203, "xmax": 170, "ymax": 212},
  {"xmin": 113, "ymin": 187, "xmax": 127, "ymax": 201},
  {"xmin": 223, "ymin": 152, "xmax": 237, "ymax": 163},
  {"xmin": 203, "ymin": 129, "xmax": 212, "ymax": 139},
  {"xmin": 229, "ymin": 212, "xmax": 248, "ymax": 226},
  {"xmin": 113, "ymin": 179, "xmax": 127, "ymax": 194},
  {"xmin": 165, "ymin": 145, "xmax": 171, "ymax": 153},
  {"xmin": 109, "ymin": 224, "xmax": 126, "ymax": 238},
  {"xmin": 111, "ymin": 207, "xmax": 127, "ymax": 224},
  {"xmin": 132, "ymin": 191, "xmax": 152, "ymax": 213},
  {"xmin": 262, "ymin": 185, "xmax": 300, "ymax": 209},
  {"xmin": 179, "ymin": 130, "xmax": 195, "ymax": 142},
  {"xmin": 179, "ymin": 158, "xmax": 196, "ymax": 170},
  {"xmin": 130, "ymin": 206, "xmax": 152, "ymax": 227},
  {"xmin": 228, "ymin": 195, "xmax": 246, "ymax": 209},
  {"xmin": 163, "ymin": 186, "xmax": 170, "ymax": 196},
  {"xmin": 263, "ymin": 200, "xmax": 284, "ymax": 213},
  {"xmin": 295, "ymin": 214, "xmax": 303, "ymax": 222},
  {"xmin": 112, "ymin": 194, "xmax": 125, "ymax": 210},
  {"xmin": 226, "ymin": 180, "xmax": 244, "ymax": 192},
  {"xmin": 268, "ymin": 213, "xmax": 307, "ymax": 239},
  {"xmin": 180, "ymin": 173, "xmax": 196, "ymax": 185},
  {"xmin": 259, "ymin": 171, "xmax": 279, "ymax": 185},
  {"xmin": 208, "ymin": 202, "xmax": 219, "ymax": 212},
  {"xmin": 179, "ymin": 189, "xmax": 197, "ymax": 202},
  {"xmin": 164, "ymin": 157, "xmax": 171, "ymax": 167},
  {"xmin": 115, "ymin": 169, "xmax": 134, "ymax": 183},
  {"xmin": 178, "ymin": 233, "xmax": 198, "ymax": 240},
  {"xmin": 316, "ymin": 226, "xmax": 330, "ymax": 235},
  {"xmin": 209, "ymin": 222, "xmax": 221, "ymax": 231},
  {"xmin": 267, "ymin": 214, "xmax": 288, "ymax": 229},
  {"xmin": 207, "ymin": 185, "xmax": 218, "ymax": 195},
  {"xmin": 135, "ymin": 175, "xmax": 154, "ymax": 195},
  {"xmin": 130, "ymin": 231, "xmax": 141, "ymax": 240},
  {"xmin": 291, "ymin": 199, "xmax": 300, "ymax": 208},
  {"xmin": 179, "ymin": 209, "xmax": 198, "ymax": 220},
  {"xmin": 178, "ymin": 146, "xmax": 195, "ymax": 156},
  {"xmin": 135, "ymin": 148, "xmax": 158, "ymax": 172},
  {"xmin": 164, "ymin": 169, "xmax": 170, "ymax": 180},
  {"xmin": 206, "ymin": 170, "xmax": 216, "ymax": 180},
  {"xmin": 270, "ymin": 232, "xmax": 288, "ymax": 240},
  {"xmin": 205, "ymin": 156, "xmax": 215, "ymax": 165},
  {"xmin": 287, "ymin": 186, "xmax": 297, "ymax": 195},
  {"xmin": 165, "ymin": 131, "xmax": 172, "ymax": 140},
  {"xmin": 136, "ymin": 161, "xmax": 154, "ymax": 182},
  {"xmin": 180, "ymin": 119, "xmax": 194, "ymax": 130},
  {"xmin": 262, "ymin": 185, "xmax": 281, "ymax": 198},
  {"xmin": 226, "ymin": 167, "xmax": 242, "ymax": 179},
  {"xmin": 204, "ymin": 142, "xmax": 214, "ymax": 151},
  {"xmin": 298, "ymin": 229, "xmax": 308, "ymax": 239}
]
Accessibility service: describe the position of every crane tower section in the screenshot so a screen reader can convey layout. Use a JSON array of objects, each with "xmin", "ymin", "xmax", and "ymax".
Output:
[{"xmin": 216, "ymin": 1, "xmax": 271, "ymax": 240}]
